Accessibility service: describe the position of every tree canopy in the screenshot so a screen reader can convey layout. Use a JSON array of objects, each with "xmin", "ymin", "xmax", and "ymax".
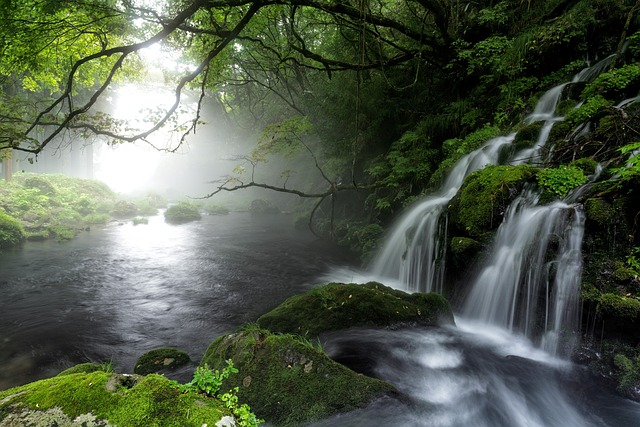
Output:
[{"xmin": 1, "ymin": 0, "xmax": 638, "ymax": 239}]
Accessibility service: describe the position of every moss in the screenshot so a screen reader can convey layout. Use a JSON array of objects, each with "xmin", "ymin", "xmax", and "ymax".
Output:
[
  {"xmin": 512, "ymin": 122, "xmax": 544, "ymax": 150},
  {"xmin": 256, "ymin": 282, "xmax": 454, "ymax": 337},
  {"xmin": 0, "ymin": 209, "xmax": 25, "ymax": 250},
  {"xmin": 569, "ymin": 157, "xmax": 598, "ymax": 175},
  {"xmin": 584, "ymin": 198, "xmax": 615, "ymax": 226},
  {"xmin": 451, "ymin": 164, "xmax": 537, "ymax": 238},
  {"xmin": 0, "ymin": 372, "xmax": 227, "ymax": 427},
  {"xmin": 449, "ymin": 236, "xmax": 483, "ymax": 269},
  {"xmin": 597, "ymin": 294, "xmax": 640, "ymax": 321},
  {"xmin": 200, "ymin": 330, "xmax": 395, "ymax": 427},
  {"xmin": 57, "ymin": 363, "xmax": 108, "ymax": 377},
  {"xmin": 164, "ymin": 202, "xmax": 201, "ymax": 224},
  {"xmin": 134, "ymin": 348, "xmax": 191, "ymax": 375}
]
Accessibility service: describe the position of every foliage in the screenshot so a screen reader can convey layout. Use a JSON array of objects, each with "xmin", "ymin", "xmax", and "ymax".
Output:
[
  {"xmin": 430, "ymin": 126, "xmax": 502, "ymax": 187},
  {"xmin": 610, "ymin": 142, "xmax": 640, "ymax": 187},
  {"xmin": 0, "ymin": 173, "xmax": 116, "ymax": 242},
  {"xmin": 111, "ymin": 200, "xmax": 138, "ymax": 218},
  {"xmin": 582, "ymin": 63, "xmax": 640, "ymax": 99},
  {"xmin": 536, "ymin": 165, "xmax": 588, "ymax": 199},
  {"xmin": 132, "ymin": 216, "xmax": 148, "ymax": 225},
  {"xmin": 614, "ymin": 353, "xmax": 640, "ymax": 394},
  {"xmin": 204, "ymin": 204, "xmax": 230, "ymax": 215},
  {"xmin": 178, "ymin": 360, "xmax": 237, "ymax": 397},
  {"xmin": 564, "ymin": 95, "xmax": 613, "ymax": 128},
  {"xmin": 336, "ymin": 222, "xmax": 384, "ymax": 261},
  {"xmin": 627, "ymin": 247, "xmax": 640, "ymax": 276},
  {"xmin": 452, "ymin": 165, "xmax": 537, "ymax": 238},
  {"xmin": 164, "ymin": 202, "xmax": 201, "ymax": 224},
  {"xmin": 0, "ymin": 208, "xmax": 25, "ymax": 249},
  {"xmin": 167, "ymin": 360, "xmax": 262, "ymax": 427}
]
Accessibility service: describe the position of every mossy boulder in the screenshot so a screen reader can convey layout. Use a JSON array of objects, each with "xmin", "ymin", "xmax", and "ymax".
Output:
[
  {"xmin": 0, "ymin": 209, "xmax": 25, "ymax": 250},
  {"xmin": 449, "ymin": 236, "xmax": 483, "ymax": 269},
  {"xmin": 257, "ymin": 282, "xmax": 454, "ymax": 337},
  {"xmin": 57, "ymin": 362, "xmax": 109, "ymax": 377},
  {"xmin": 164, "ymin": 202, "xmax": 201, "ymax": 224},
  {"xmin": 0, "ymin": 372, "xmax": 228, "ymax": 427},
  {"xmin": 134, "ymin": 348, "xmax": 191, "ymax": 375},
  {"xmin": 200, "ymin": 329, "xmax": 396, "ymax": 427},
  {"xmin": 450, "ymin": 164, "xmax": 538, "ymax": 239}
]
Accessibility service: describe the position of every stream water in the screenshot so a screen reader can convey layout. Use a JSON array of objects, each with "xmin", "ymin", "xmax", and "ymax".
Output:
[{"xmin": 0, "ymin": 213, "xmax": 347, "ymax": 390}]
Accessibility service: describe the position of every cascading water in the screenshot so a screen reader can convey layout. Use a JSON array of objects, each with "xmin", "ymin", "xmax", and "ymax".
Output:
[
  {"xmin": 317, "ymin": 55, "xmax": 640, "ymax": 427},
  {"xmin": 461, "ymin": 192, "xmax": 585, "ymax": 356},
  {"xmin": 370, "ymin": 134, "xmax": 514, "ymax": 293},
  {"xmin": 369, "ymin": 56, "xmax": 612, "ymax": 353}
]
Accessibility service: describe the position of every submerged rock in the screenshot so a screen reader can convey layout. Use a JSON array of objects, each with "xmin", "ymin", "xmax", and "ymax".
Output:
[
  {"xmin": 257, "ymin": 282, "xmax": 454, "ymax": 337},
  {"xmin": 201, "ymin": 329, "xmax": 397, "ymax": 427},
  {"xmin": 134, "ymin": 348, "xmax": 191, "ymax": 375}
]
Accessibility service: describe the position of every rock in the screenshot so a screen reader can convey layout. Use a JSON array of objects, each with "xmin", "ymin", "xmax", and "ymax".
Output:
[
  {"xmin": 134, "ymin": 348, "xmax": 191, "ymax": 375},
  {"xmin": 0, "ymin": 372, "xmax": 228, "ymax": 427},
  {"xmin": 200, "ymin": 329, "xmax": 397, "ymax": 427},
  {"xmin": 257, "ymin": 282, "xmax": 454, "ymax": 337}
]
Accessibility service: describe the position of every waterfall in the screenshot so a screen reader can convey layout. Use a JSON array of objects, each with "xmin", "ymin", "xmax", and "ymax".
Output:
[
  {"xmin": 368, "ymin": 57, "xmax": 616, "ymax": 356},
  {"xmin": 370, "ymin": 135, "xmax": 514, "ymax": 293},
  {"xmin": 461, "ymin": 193, "xmax": 584, "ymax": 355}
]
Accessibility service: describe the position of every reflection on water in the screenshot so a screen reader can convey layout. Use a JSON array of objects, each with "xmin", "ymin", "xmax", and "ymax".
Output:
[{"xmin": 0, "ymin": 212, "xmax": 349, "ymax": 390}]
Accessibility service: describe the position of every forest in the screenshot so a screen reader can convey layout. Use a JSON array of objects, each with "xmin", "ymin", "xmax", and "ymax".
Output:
[{"xmin": 2, "ymin": 0, "xmax": 640, "ymax": 426}]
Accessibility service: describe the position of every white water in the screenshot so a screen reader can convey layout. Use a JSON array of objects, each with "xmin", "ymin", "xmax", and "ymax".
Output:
[
  {"xmin": 316, "ymin": 55, "xmax": 640, "ymax": 426},
  {"xmin": 370, "ymin": 135, "xmax": 514, "ymax": 293}
]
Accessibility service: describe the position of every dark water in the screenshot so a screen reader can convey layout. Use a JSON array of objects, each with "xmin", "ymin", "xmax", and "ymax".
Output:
[{"xmin": 0, "ymin": 212, "xmax": 350, "ymax": 390}]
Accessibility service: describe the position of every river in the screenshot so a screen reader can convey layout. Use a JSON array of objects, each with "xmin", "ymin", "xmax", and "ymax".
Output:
[
  {"xmin": 0, "ymin": 212, "xmax": 349, "ymax": 390},
  {"xmin": 1, "ymin": 212, "xmax": 640, "ymax": 426}
]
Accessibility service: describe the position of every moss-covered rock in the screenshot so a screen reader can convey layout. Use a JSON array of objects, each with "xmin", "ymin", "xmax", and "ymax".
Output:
[
  {"xmin": 450, "ymin": 164, "xmax": 538, "ymax": 239},
  {"xmin": 0, "ymin": 209, "xmax": 25, "ymax": 250},
  {"xmin": 200, "ymin": 329, "xmax": 396, "ymax": 427},
  {"xmin": 585, "ymin": 197, "xmax": 616, "ymax": 226},
  {"xmin": 134, "ymin": 348, "xmax": 191, "ymax": 375},
  {"xmin": 257, "ymin": 282, "xmax": 454, "ymax": 337},
  {"xmin": 164, "ymin": 202, "xmax": 201, "ymax": 224},
  {"xmin": 0, "ymin": 372, "xmax": 227, "ymax": 427},
  {"xmin": 57, "ymin": 362, "xmax": 109, "ymax": 377},
  {"xmin": 449, "ymin": 236, "xmax": 483, "ymax": 269}
]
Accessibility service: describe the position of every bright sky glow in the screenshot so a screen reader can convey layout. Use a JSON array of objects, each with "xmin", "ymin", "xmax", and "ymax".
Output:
[{"xmin": 94, "ymin": 83, "xmax": 189, "ymax": 194}]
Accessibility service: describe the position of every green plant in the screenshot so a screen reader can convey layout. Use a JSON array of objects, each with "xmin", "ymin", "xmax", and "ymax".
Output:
[
  {"xmin": 627, "ymin": 247, "xmax": 640, "ymax": 276},
  {"xmin": 219, "ymin": 387, "xmax": 264, "ymax": 427},
  {"xmin": 564, "ymin": 95, "xmax": 613, "ymax": 127},
  {"xmin": 172, "ymin": 360, "xmax": 262, "ymax": 426},
  {"xmin": 178, "ymin": 361, "xmax": 237, "ymax": 396},
  {"xmin": 536, "ymin": 165, "xmax": 587, "ymax": 198},
  {"xmin": 164, "ymin": 202, "xmax": 201, "ymax": 223},
  {"xmin": 0, "ymin": 209, "xmax": 26, "ymax": 249},
  {"xmin": 611, "ymin": 142, "xmax": 640, "ymax": 187},
  {"xmin": 582, "ymin": 63, "xmax": 640, "ymax": 99},
  {"xmin": 614, "ymin": 353, "xmax": 640, "ymax": 393}
]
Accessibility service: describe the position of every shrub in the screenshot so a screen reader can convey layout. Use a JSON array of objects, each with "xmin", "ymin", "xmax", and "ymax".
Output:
[
  {"xmin": 536, "ymin": 165, "xmax": 587, "ymax": 198},
  {"xmin": 164, "ymin": 202, "xmax": 201, "ymax": 223},
  {"xmin": 0, "ymin": 209, "xmax": 26, "ymax": 249}
]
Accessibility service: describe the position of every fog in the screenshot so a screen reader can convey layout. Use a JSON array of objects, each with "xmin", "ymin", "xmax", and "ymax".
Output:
[{"xmin": 8, "ymin": 80, "xmax": 319, "ymax": 212}]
